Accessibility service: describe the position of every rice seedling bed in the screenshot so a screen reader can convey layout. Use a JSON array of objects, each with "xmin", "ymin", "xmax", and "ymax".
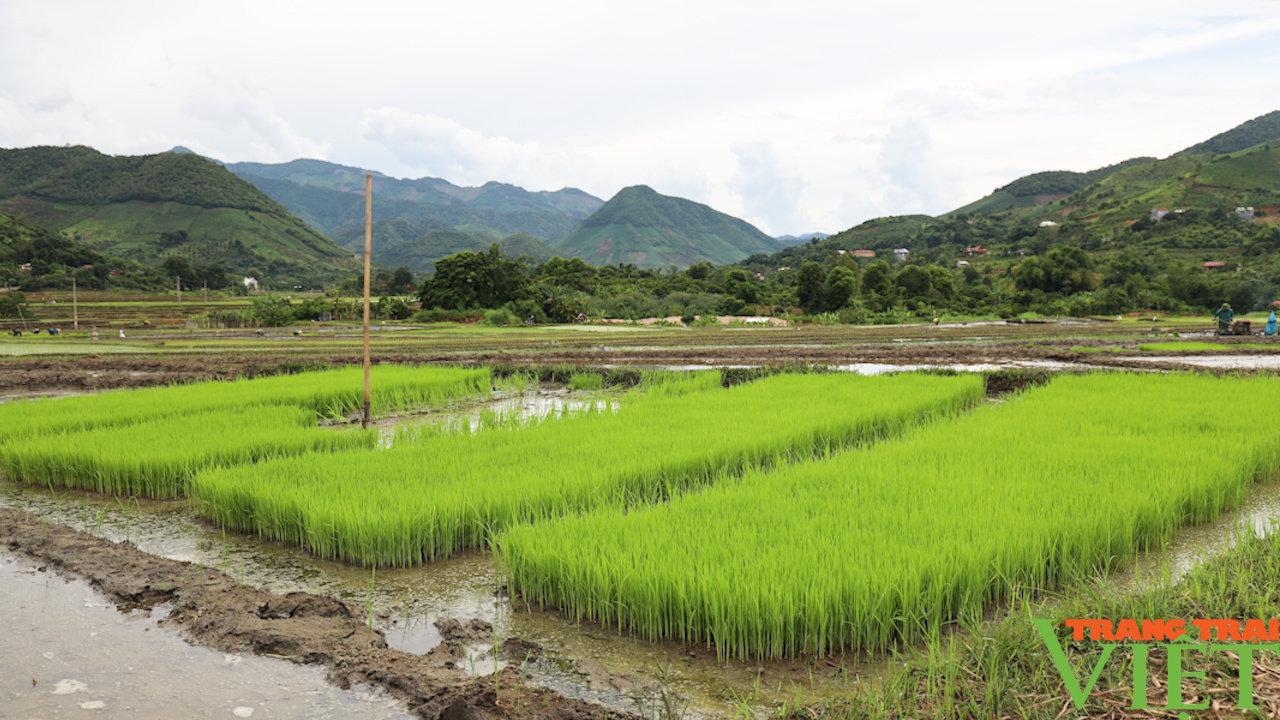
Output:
[
  {"xmin": 192, "ymin": 372, "xmax": 984, "ymax": 567},
  {"xmin": 0, "ymin": 406, "xmax": 375, "ymax": 498},
  {"xmin": 1137, "ymin": 341, "xmax": 1275, "ymax": 352},
  {"xmin": 498, "ymin": 373, "xmax": 1280, "ymax": 659},
  {"xmin": 0, "ymin": 365, "xmax": 490, "ymax": 445}
]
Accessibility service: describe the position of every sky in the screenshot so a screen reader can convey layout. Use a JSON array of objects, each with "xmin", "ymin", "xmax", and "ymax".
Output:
[{"xmin": 3, "ymin": 1, "xmax": 1280, "ymax": 237}]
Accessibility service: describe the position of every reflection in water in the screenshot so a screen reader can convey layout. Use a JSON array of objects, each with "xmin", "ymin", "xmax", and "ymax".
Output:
[{"xmin": 0, "ymin": 554, "xmax": 412, "ymax": 719}]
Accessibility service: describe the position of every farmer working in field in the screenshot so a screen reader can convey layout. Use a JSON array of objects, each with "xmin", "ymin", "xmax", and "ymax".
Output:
[{"xmin": 1213, "ymin": 302, "xmax": 1234, "ymax": 333}]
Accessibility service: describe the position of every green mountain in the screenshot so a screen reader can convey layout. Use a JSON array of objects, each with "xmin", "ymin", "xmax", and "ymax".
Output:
[
  {"xmin": 220, "ymin": 157, "xmax": 603, "ymax": 241},
  {"xmin": 1177, "ymin": 110, "xmax": 1280, "ymax": 156},
  {"xmin": 945, "ymin": 158, "xmax": 1155, "ymax": 217},
  {"xmin": 551, "ymin": 185, "xmax": 784, "ymax": 269},
  {"xmin": 333, "ymin": 219, "xmax": 558, "ymax": 275},
  {"xmin": 0, "ymin": 146, "xmax": 358, "ymax": 285},
  {"xmin": 740, "ymin": 111, "xmax": 1280, "ymax": 271},
  {"xmin": 1, "ymin": 209, "xmax": 172, "ymax": 294}
]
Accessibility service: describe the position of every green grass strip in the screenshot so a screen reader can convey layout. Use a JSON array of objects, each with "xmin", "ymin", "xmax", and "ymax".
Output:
[
  {"xmin": 0, "ymin": 406, "xmax": 375, "ymax": 498},
  {"xmin": 0, "ymin": 365, "xmax": 490, "ymax": 445},
  {"xmin": 498, "ymin": 373, "xmax": 1280, "ymax": 659},
  {"xmin": 192, "ymin": 372, "xmax": 984, "ymax": 567},
  {"xmin": 1137, "ymin": 341, "xmax": 1274, "ymax": 352}
]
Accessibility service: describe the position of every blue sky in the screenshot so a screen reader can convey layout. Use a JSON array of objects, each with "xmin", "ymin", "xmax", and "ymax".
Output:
[{"xmin": 2, "ymin": 0, "xmax": 1279, "ymax": 235}]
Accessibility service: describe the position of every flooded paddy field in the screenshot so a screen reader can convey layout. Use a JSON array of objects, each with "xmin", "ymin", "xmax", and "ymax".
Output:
[
  {"xmin": 7, "ymin": 324, "xmax": 1280, "ymax": 718},
  {"xmin": 8, "ymin": 468, "xmax": 1280, "ymax": 719}
]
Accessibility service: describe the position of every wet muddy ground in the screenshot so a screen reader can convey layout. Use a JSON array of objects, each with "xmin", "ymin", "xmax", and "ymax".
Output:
[{"xmin": 0, "ymin": 508, "xmax": 635, "ymax": 720}]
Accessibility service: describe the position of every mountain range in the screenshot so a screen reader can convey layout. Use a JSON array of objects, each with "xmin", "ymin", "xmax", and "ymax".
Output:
[
  {"xmin": 0, "ymin": 146, "xmax": 357, "ymax": 285},
  {"xmin": 4, "ymin": 109, "xmax": 1279, "ymax": 287},
  {"xmin": 759, "ymin": 110, "xmax": 1280, "ymax": 268}
]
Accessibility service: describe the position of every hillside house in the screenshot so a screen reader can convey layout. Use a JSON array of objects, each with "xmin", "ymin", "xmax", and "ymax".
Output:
[
  {"xmin": 893, "ymin": 248, "xmax": 910, "ymax": 261},
  {"xmin": 965, "ymin": 246, "xmax": 988, "ymax": 255},
  {"xmin": 1236, "ymin": 207, "xmax": 1255, "ymax": 220},
  {"xmin": 243, "ymin": 276, "xmax": 260, "ymax": 291},
  {"xmin": 1039, "ymin": 221, "xmax": 1058, "ymax": 227},
  {"xmin": 1204, "ymin": 261, "xmax": 1226, "ymax": 270},
  {"xmin": 956, "ymin": 260, "xmax": 970, "ymax": 268},
  {"xmin": 1150, "ymin": 209, "xmax": 1170, "ymax": 221},
  {"xmin": 852, "ymin": 250, "xmax": 875, "ymax": 258}
]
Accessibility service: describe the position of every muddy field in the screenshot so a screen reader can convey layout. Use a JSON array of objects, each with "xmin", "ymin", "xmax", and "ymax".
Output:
[{"xmin": 0, "ymin": 507, "xmax": 634, "ymax": 720}]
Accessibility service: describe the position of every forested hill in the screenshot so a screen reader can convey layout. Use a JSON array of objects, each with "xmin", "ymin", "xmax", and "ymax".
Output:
[
  {"xmin": 331, "ymin": 218, "xmax": 558, "ymax": 275},
  {"xmin": 221, "ymin": 156, "xmax": 603, "ymax": 241},
  {"xmin": 551, "ymin": 185, "xmax": 783, "ymax": 269},
  {"xmin": 1177, "ymin": 110, "xmax": 1280, "ymax": 156},
  {"xmin": 0, "ymin": 146, "xmax": 288, "ymax": 216},
  {"xmin": 0, "ymin": 210, "xmax": 161, "ymax": 290},
  {"xmin": 945, "ymin": 158, "xmax": 1155, "ymax": 216},
  {"xmin": 0, "ymin": 146, "xmax": 358, "ymax": 286}
]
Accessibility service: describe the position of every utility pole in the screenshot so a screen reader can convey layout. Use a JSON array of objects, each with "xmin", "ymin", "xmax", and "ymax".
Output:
[
  {"xmin": 362, "ymin": 173, "xmax": 373, "ymax": 429},
  {"xmin": 72, "ymin": 274, "xmax": 78, "ymax": 330},
  {"xmin": 176, "ymin": 276, "xmax": 182, "ymax": 305}
]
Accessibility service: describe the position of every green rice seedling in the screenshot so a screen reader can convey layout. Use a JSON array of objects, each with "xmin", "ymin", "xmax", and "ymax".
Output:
[
  {"xmin": 1137, "ymin": 341, "xmax": 1269, "ymax": 352},
  {"xmin": 192, "ymin": 372, "xmax": 983, "ymax": 566},
  {"xmin": 0, "ymin": 365, "xmax": 489, "ymax": 446},
  {"xmin": 0, "ymin": 405, "xmax": 375, "ymax": 498},
  {"xmin": 567, "ymin": 372, "xmax": 603, "ymax": 391},
  {"xmin": 498, "ymin": 372, "xmax": 1280, "ymax": 659}
]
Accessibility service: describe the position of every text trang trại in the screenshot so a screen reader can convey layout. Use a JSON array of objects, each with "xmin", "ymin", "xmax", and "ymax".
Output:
[{"xmin": 1032, "ymin": 618, "xmax": 1280, "ymax": 713}]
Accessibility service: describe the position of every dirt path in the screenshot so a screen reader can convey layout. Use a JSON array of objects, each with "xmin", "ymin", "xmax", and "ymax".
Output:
[{"xmin": 0, "ymin": 508, "xmax": 636, "ymax": 720}]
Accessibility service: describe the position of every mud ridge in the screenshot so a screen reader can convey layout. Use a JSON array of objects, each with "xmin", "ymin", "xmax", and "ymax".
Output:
[{"xmin": 0, "ymin": 507, "xmax": 636, "ymax": 720}]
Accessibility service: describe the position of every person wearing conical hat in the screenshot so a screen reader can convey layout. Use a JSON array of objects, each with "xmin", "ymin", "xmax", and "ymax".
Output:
[
  {"xmin": 1213, "ymin": 302, "xmax": 1234, "ymax": 334},
  {"xmin": 1266, "ymin": 309, "xmax": 1277, "ymax": 336}
]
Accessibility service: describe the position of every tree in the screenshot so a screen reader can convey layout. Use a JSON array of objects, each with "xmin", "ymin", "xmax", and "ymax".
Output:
[
  {"xmin": 201, "ymin": 263, "xmax": 228, "ymax": 290},
  {"xmin": 1012, "ymin": 246, "xmax": 1100, "ymax": 294},
  {"xmin": 390, "ymin": 267, "xmax": 414, "ymax": 292},
  {"xmin": 861, "ymin": 260, "xmax": 893, "ymax": 298},
  {"xmin": 162, "ymin": 255, "xmax": 194, "ymax": 287},
  {"xmin": 250, "ymin": 294, "xmax": 295, "ymax": 326},
  {"xmin": 895, "ymin": 265, "xmax": 933, "ymax": 298},
  {"xmin": 825, "ymin": 266, "xmax": 858, "ymax": 309},
  {"xmin": 796, "ymin": 262, "xmax": 827, "ymax": 314},
  {"xmin": 417, "ymin": 244, "xmax": 532, "ymax": 310}
]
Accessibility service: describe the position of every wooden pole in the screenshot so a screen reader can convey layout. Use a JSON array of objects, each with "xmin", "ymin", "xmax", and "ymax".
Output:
[
  {"xmin": 176, "ymin": 276, "xmax": 182, "ymax": 305},
  {"xmin": 362, "ymin": 173, "xmax": 373, "ymax": 429},
  {"xmin": 72, "ymin": 275, "xmax": 78, "ymax": 330}
]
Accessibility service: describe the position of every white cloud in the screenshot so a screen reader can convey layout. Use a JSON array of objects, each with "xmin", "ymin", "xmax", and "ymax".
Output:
[
  {"xmin": 729, "ymin": 139, "xmax": 808, "ymax": 235},
  {"xmin": 186, "ymin": 80, "xmax": 329, "ymax": 162},
  {"xmin": 358, "ymin": 107, "xmax": 553, "ymax": 185}
]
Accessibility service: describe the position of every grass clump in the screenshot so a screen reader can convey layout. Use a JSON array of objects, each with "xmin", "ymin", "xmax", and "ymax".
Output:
[{"xmin": 567, "ymin": 372, "xmax": 604, "ymax": 391}]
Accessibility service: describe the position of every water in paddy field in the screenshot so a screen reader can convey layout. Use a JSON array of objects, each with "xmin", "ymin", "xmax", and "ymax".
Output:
[
  {"xmin": 0, "ymin": 482, "xmax": 884, "ymax": 719},
  {"xmin": 6, "ymin": 380, "xmax": 1280, "ymax": 718},
  {"xmin": 1133, "ymin": 355, "xmax": 1280, "ymax": 369},
  {"xmin": 1111, "ymin": 478, "xmax": 1280, "ymax": 592},
  {"xmin": 0, "ymin": 554, "xmax": 413, "ymax": 719}
]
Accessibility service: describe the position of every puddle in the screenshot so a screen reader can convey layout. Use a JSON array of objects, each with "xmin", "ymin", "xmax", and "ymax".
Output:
[
  {"xmin": 0, "ymin": 553, "xmax": 413, "ymax": 719},
  {"xmin": 1133, "ymin": 355, "xmax": 1280, "ymax": 369},
  {"xmin": 834, "ymin": 360, "xmax": 1083, "ymax": 375},
  {"xmin": 1113, "ymin": 478, "xmax": 1280, "ymax": 591}
]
